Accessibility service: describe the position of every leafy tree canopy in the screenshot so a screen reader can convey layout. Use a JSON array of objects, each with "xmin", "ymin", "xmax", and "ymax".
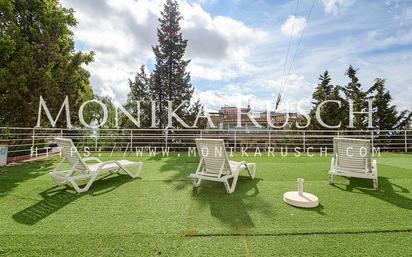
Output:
[{"xmin": 0, "ymin": 0, "xmax": 94, "ymax": 127}]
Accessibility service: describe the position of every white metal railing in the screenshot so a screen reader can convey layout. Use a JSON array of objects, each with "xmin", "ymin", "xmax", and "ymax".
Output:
[{"xmin": 0, "ymin": 127, "xmax": 411, "ymax": 156}]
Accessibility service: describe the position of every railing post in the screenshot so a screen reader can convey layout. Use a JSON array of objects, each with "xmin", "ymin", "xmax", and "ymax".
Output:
[
  {"xmin": 335, "ymin": 131, "xmax": 340, "ymax": 152},
  {"xmin": 405, "ymin": 130, "xmax": 408, "ymax": 153},
  {"xmin": 303, "ymin": 131, "xmax": 306, "ymax": 152},
  {"xmin": 95, "ymin": 135, "xmax": 98, "ymax": 152},
  {"xmin": 234, "ymin": 130, "xmax": 237, "ymax": 152},
  {"xmin": 130, "ymin": 130, "xmax": 133, "ymax": 151},
  {"xmin": 371, "ymin": 131, "xmax": 374, "ymax": 150},
  {"xmin": 31, "ymin": 128, "xmax": 35, "ymax": 151},
  {"xmin": 165, "ymin": 128, "xmax": 168, "ymax": 149}
]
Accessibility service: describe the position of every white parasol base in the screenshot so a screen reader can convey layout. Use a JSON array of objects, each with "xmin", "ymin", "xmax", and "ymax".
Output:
[
  {"xmin": 283, "ymin": 191, "xmax": 319, "ymax": 208},
  {"xmin": 283, "ymin": 178, "xmax": 319, "ymax": 208}
]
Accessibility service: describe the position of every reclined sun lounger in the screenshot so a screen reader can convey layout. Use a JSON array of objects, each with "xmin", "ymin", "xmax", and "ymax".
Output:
[
  {"xmin": 50, "ymin": 138, "xmax": 143, "ymax": 193},
  {"xmin": 190, "ymin": 139, "xmax": 256, "ymax": 194},
  {"xmin": 329, "ymin": 138, "xmax": 378, "ymax": 190}
]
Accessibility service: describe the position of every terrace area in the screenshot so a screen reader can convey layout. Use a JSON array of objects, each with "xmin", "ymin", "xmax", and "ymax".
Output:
[
  {"xmin": 2, "ymin": 0, "xmax": 412, "ymax": 256},
  {"xmin": 1, "ymin": 151, "xmax": 412, "ymax": 256}
]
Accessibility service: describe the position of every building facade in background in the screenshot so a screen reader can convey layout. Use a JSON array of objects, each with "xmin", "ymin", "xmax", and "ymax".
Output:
[{"xmin": 209, "ymin": 106, "xmax": 303, "ymax": 130}]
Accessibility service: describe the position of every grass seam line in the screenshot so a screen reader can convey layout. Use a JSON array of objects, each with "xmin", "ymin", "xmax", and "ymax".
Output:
[{"xmin": 184, "ymin": 228, "xmax": 412, "ymax": 238}]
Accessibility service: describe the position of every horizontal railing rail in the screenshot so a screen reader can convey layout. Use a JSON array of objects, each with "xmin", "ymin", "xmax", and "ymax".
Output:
[{"xmin": 0, "ymin": 127, "xmax": 411, "ymax": 157}]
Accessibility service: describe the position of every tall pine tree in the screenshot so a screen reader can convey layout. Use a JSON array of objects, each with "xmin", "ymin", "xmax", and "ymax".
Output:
[
  {"xmin": 309, "ymin": 71, "xmax": 344, "ymax": 129},
  {"xmin": 126, "ymin": 66, "xmax": 152, "ymax": 127},
  {"xmin": 127, "ymin": 0, "xmax": 198, "ymax": 129},
  {"xmin": 151, "ymin": 0, "xmax": 195, "ymax": 128},
  {"xmin": 367, "ymin": 78, "xmax": 412, "ymax": 130},
  {"xmin": 342, "ymin": 65, "xmax": 367, "ymax": 129},
  {"xmin": 313, "ymin": 71, "xmax": 333, "ymax": 102},
  {"xmin": 367, "ymin": 78, "xmax": 397, "ymax": 130},
  {"xmin": 0, "ymin": 0, "xmax": 94, "ymax": 127}
]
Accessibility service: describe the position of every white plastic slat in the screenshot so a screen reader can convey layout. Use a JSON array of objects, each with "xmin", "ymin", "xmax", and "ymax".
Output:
[
  {"xmin": 334, "ymin": 138, "xmax": 371, "ymax": 173},
  {"xmin": 196, "ymin": 139, "xmax": 231, "ymax": 175},
  {"xmin": 55, "ymin": 138, "xmax": 88, "ymax": 172}
]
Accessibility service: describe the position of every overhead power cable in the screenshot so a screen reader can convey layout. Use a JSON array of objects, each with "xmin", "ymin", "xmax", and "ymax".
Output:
[{"xmin": 275, "ymin": 0, "xmax": 317, "ymax": 111}]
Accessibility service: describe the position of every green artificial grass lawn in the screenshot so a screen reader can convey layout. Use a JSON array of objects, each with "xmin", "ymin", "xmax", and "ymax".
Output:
[{"xmin": 0, "ymin": 152, "xmax": 412, "ymax": 257}]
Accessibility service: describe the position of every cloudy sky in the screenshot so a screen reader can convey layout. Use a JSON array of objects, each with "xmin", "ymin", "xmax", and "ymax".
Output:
[{"xmin": 61, "ymin": 0, "xmax": 412, "ymax": 112}]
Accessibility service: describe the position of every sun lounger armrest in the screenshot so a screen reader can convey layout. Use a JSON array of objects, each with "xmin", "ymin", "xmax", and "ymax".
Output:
[
  {"xmin": 239, "ymin": 161, "xmax": 247, "ymax": 167},
  {"xmin": 96, "ymin": 160, "xmax": 122, "ymax": 170},
  {"xmin": 236, "ymin": 161, "xmax": 247, "ymax": 172},
  {"xmin": 82, "ymin": 157, "xmax": 103, "ymax": 163},
  {"xmin": 229, "ymin": 160, "xmax": 246, "ymax": 171}
]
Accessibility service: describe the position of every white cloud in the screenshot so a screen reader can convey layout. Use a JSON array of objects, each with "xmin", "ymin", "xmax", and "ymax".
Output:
[
  {"xmin": 254, "ymin": 74, "xmax": 315, "ymax": 112},
  {"xmin": 192, "ymin": 0, "xmax": 217, "ymax": 5},
  {"xmin": 322, "ymin": 0, "xmax": 354, "ymax": 15},
  {"xmin": 62, "ymin": 0, "xmax": 161, "ymax": 101},
  {"xmin": 195, "ymin": 72, "xmax": 315, "ymax": 113},
  {"xmin": 189, "ymin": 63, "xmax": 238, "ymax": 81},
  {"xmin": 61, "ymin": 0, "xmax": 412, "ymax": 113},
  {"xmin": 61, "ymin": 0, "xmax": 267, "ymax": 101},
  {"xmin": 394, "ymin": 6, "xmax": 412, "ymax": 26},
  {"xmin": 181, "ymin": 4, "xmax": 267, "ymax": 80},
  {"xmin": 278, "ymin": 36, "xmax": 412, "ymax": 111},
  {"xmin": 281, "ymin": 16, "xmax": 307, "ymax": 37},
  {"xmin": 194, "ymin": 90, "xmax": 261, "ymax": 111}
]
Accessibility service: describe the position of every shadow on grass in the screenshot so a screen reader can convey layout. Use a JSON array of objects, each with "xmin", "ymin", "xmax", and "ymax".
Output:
[
  {"xmin": 286, "ymin": 203, "xmax": 326, "ymax": 215},
  {"xmin": 151, "ymin": 153, "xmax": 326, "ymax": 231},
  {"xmin": 191, "ymin": 177, "xmax": 264, "ymax": 229},
  {"xmin": 186, "ymin": 176, "xmax": 284, "ymax": 235},
  {"xmin": 12, "ymin": 174, "xmax": 134, "ymax": 225},
  {"xmin": 150, "ymin": 153, "xmax": 276, "ymax": 230},
  {"xmin": 0, "ymin": 159, "xmax": 55, "ymax": 197},
  {"xmin": 333, "ymin": 177, "xmax": 412, "ymax": 210},
  {"xmin": 148, "ymin": 153, "xmax": 199, "ymax": 190}
]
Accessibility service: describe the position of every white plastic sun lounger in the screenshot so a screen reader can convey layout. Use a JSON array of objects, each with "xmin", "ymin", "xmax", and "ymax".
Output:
[
  {"xmin": 190, "ymin": 139, "xmax": 256, "ymax": 194},
  {"xmin": 329, "ymin": 138, "xmax": 378, "ymax": 190},
  {"xmin": 50, "ymin": 138, "xmax": 143, "ymax": 193}
]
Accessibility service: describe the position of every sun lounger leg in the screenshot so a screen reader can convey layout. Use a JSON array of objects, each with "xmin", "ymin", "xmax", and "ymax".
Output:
[
  {"xmin": 229, "ymin": 175, "xmax": 239, "ymax": 194},
  {"xmin": 328, "ymin": 157, "xmax": 335, "ymax": 185},
  {"xmin": 192, "ymin": 178, "xmax": 202, "ymax": 188},
  {"xmin": 373, "ymin": 178, "xmax": 378, "ymax": 191},
  {"xmin": 69, "ymin": 174, "xmax": 98, "ymax": 193},
  {"xmin": 223, "ymin": 179, "xmax": 231, "ymax": 194},
  {"xmin": 372, "ymin": 160, "xmax": 378, "ymax": 190},
  {"xmin": 247, "ymin": 163, "xmax": 256, "ymax": 179},
  {"xmin": 223, "ymin": 174, "xmax": 240, "ymax": 194},
  {"xmin": 122, "ymin": 163, "xmax": 143, "ymax": 179}
]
